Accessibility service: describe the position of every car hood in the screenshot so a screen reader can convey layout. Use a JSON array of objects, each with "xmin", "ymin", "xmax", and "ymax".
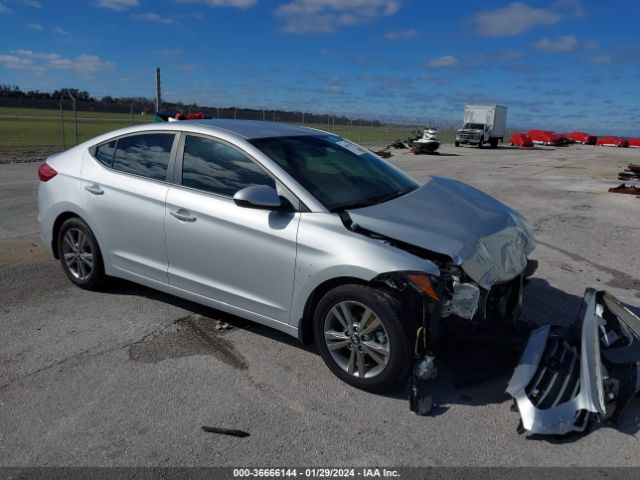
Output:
[{"xmin": 346, "ymin": 176, "xmax": 535, "ymax": 289}]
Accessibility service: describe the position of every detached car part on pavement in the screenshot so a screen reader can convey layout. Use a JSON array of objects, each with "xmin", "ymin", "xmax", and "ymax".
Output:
[
  {"xmin": 507, "ymin": 288, "xmax": 640, "ymax": 436},
  {"xmin": 38, "ymin": 119, "xmax": 536, "ymax": 393}
]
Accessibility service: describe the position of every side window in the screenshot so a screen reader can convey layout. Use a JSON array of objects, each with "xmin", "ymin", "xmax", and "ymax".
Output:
[
  {"xmin": 181, "ymin": 135, "xmax": 275, "ymax": 197},
  {"xmin": 112, "ymin": 133, "xmax": 175, "ymax": 181},
  {"xmin": 94, "ymin": 140, "xmax": 116, "ymax": 167}
]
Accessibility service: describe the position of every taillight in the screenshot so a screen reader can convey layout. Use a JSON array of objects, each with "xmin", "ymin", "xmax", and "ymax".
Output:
[{"xmin": 38, "ymin": 163, "xmax": 58, "ymax": 182}]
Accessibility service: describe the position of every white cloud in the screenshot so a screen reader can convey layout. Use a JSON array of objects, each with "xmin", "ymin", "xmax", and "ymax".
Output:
[
  {"xmin": 26, "ymin": 22, "xmax": 43, "ymax": 29},
  {"xmin": 0, "ymin": 2, "xmax": 11, "ymax": 13},
  {"xmin": 496, "ymin": 51, "xmax": 524, "ymax": 61},
  {"xmin": 471, "ymin": 2, "xmax": 561, "ymax": 37},
  {"xmin": 428, "ymin": 55, "xmax": 458, "ymax": 68},
  {"xmin": 384, "ymin": 29, "xmax": 417, "ymax": 40},
  {"xmin": 0, "ymin": 54, "xmax": 32, "ymax": 68},
  {"xmin": 275, "ymin": 0, "xmax": 401, "ymax": 34},
  {"xmin": 201, "ymin": 0, "xmax": 256, "ymax": 6},
  {"xmin": 323, "ymin": 85, "xmax": 344, "ymax": 94},
  {"xmin": 533, "ymin": 35, "xmax": 577, "ymax": 52},
  {"xmin": 131, "ymin": 12, "xmax": 175, "ymax": 24},
  {"xmin": 177, "ymin": 0, "xmax": 256, "ymax": 8},
  {"xmin": 53, "ymin": 26, "xmax": 70, "ymax": 35},
  {"xmin": 1, "ymin": 49, "xmax": 115, "ymax": 76},
  {"xmin": 23, "ymin": 0, "xmax": 41, "ymax": 7},
  {"xmin": 96, "ymin": 0, "xmax": 139, "ymax": 11}
]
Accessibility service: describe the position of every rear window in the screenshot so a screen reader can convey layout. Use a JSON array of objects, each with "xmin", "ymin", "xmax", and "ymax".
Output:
[{"xmin": 112, "ymin": 133, "xmax": 175, "ymax": 181}]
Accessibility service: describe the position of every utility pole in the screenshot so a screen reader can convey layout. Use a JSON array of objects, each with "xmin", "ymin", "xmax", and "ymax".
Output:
[{"xmin": 155, "ymin": 68, "xmax": 162, "ymax": 113}]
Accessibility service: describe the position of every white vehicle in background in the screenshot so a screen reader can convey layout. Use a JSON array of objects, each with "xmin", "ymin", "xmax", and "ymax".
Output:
[{"xmin": 455, "ymin": 104, "xmax": 507, "ymax": 149}]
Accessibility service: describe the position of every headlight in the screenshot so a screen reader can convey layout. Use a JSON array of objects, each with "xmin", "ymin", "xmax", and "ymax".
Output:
[{"xmin": 406, "ymin": 273, "xmax": 440, "ymax": 302}]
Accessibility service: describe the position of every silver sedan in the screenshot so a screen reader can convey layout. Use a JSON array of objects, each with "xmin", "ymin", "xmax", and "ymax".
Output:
[{"xmin": 38, "ymin": 120, "xmax": 535, "ymax": 391}]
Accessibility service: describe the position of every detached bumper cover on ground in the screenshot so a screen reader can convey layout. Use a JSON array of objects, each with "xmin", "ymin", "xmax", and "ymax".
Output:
[{"xmin": 507, "ymin": 288, "xmax": 640, "ymax": 435}]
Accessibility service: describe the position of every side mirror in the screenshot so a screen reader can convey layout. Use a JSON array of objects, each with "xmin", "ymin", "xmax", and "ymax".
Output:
[{"xmin": 233, "ymin": 185, "xmax": 284, "ymax": 210}]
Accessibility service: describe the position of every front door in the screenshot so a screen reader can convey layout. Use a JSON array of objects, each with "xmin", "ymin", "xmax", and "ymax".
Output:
[{"xmin": 164, "ymin": 134, "xmax": 299, "ymax": 324}]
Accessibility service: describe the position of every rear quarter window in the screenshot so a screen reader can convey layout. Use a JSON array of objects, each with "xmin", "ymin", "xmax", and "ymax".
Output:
[
  {"xmin": 112, "ymin": 133, "xmax": 175, "ymax": 181},
  {"xmin": 94, "ymin": 140, "xmax": 116, "ymax": 167}
]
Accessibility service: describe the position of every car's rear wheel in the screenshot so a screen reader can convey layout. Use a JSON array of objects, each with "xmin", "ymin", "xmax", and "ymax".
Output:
[
  {"xmin": 313, "ymin": 284, "xmax": 413, "ymax": 392},
  {"xmin": 57, "ymin": 217, "xmax": 106, "ymax": 289}
]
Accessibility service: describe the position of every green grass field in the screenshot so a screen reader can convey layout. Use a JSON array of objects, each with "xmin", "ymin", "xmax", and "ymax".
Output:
[
  {"xmin": 0, "ymin": 107, "xmax": 153, "ymax": 148},
  {"xmin": 0, "ymin": 106, "xmax": 455, "ymax": 148}
]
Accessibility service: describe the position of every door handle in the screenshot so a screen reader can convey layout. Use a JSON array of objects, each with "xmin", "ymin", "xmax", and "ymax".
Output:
[
  {"xmin": 85, "ymin": 184, "xmax": 104, "ymax": 195},
  {"xmin": 170, "ymin": 208, "xmax": 197, "ymax": 222}
]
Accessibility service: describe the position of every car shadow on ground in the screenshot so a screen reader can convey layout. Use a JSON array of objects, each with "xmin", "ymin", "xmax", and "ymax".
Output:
[
  {"xmin": 99, "ymin": 278, "xmax": 316, "ymax": 353},
  {"xmin": 100, "ymin": 276, "xmax": 640, "ymax": 440}
]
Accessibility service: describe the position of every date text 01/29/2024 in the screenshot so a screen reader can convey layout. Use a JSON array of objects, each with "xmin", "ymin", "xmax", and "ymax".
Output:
[{"xmin": 232, "ymin": 469, "xmax": 400, "ymax": 478}]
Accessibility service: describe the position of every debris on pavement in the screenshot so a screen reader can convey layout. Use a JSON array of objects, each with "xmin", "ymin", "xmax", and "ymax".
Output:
[
  {"xmin": 389, "ymin": 140, "xmax": 412, "ymax": 149},
  {"xmin": 369, "ymin": 149, "xmax": 392, "ymax": 158},
  {"xmin": 608, "ymin": 183, "xmax": 640, "ymax": 196},
  {"xmin": 201, "ymin": 426, "xmax": 250, "ymax": 437},
  {"xmin": 618, "ymin": 164, "xmax": 640, "ymax": 181},
  {"xmin": 507, "ymin": 288, "xmax": 640, "ymax": 436},
  {"xmin": 389, "ymin": 129, "xmax": 423, "ymax": 150},
  {"xmin": 215, "ymin": 320, "xmax": 233, "ymax": 331},
  {"xmin": 409, "ymin": 326, "xmax": 438, "ymax": 416}
]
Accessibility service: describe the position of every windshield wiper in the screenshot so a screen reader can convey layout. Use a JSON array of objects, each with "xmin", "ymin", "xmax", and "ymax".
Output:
[{"xmin": 330, "ymin": 187, "xmax": 416, "ymax": 212}]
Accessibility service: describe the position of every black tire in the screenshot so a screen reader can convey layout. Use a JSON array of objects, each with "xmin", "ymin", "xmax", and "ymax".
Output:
[
  {"xmin": 454, "ymin": 141, "xmax": 460, "ymax": 147},
  {"xmin": 478, "ymin": 137, "xmax": 484, "ymax": 148},
  {"xmin": 313, "ymin": 284, "xmax": 413, "ymax": 392},
  {"xmin": 490, "ymin": 138, "xmax": 498, "ymax": 149},
  {"xmin": 57, "ymin": 217, "xmax": 106, "ymax": 290}
]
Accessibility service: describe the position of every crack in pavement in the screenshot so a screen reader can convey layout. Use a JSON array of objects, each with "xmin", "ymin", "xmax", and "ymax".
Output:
[{"xmin": 0, "ymin": 315, "xmax": 191, "ymax": 392}]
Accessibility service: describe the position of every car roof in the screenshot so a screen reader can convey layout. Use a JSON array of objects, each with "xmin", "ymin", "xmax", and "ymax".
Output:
[{"xmin": 186, "ymin": 119, "xmax": 323, "ymax": 139}]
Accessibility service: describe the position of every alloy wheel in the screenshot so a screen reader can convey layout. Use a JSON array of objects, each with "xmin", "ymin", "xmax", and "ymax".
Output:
[
  {"xmin": 62, "ymin": 228, "xmax": 94, "ymax": 281},
  {"xmin": 323, "ymin": 300, "xmax": 390, "ymax": 379}
]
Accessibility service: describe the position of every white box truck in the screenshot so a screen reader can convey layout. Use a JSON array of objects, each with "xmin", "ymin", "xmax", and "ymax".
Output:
[{"xmin": 455, "ymin": 104, "xmax": 507, "ymax": 148}]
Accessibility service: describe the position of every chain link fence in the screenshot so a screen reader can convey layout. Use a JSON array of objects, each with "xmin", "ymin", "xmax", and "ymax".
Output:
[{"xmin": 0, "ymin": 99, "xmax": 464, "ymax": 159}]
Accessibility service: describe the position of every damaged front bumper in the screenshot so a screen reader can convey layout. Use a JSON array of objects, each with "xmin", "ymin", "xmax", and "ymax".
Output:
[{"xmin": 507, "ymin": 288, "xmax": 640, "ymax": 435}]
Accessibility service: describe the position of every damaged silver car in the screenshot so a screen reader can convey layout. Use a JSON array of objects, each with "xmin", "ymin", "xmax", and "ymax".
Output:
[
  {"xmin": 507, "ymin": 288, "xmax": 640, "ymax": 435},
  {"xmin": 38, "ymin": 120, "xmax": 536, "ymax": 391}
]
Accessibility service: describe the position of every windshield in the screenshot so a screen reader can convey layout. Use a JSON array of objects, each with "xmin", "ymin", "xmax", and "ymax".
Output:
[
  {"xmin": 463, "ymin": 123, "xmax": 485, "ymax": 130},
  {"xmin": 249, "ymin": 135, "xmax": 419, "ymax": 211}
]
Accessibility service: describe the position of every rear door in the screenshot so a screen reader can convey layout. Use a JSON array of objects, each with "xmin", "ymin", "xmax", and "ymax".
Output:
[
  {"xmin": 164, "ymin": 133, "xmax": 300, "ymax": 324},
  {"xmin": 82, "ymin": 131, "xmax": 178, "ymax": 282}
]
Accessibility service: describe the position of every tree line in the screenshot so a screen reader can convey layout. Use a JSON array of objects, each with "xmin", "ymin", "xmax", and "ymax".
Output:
[{"xmin": 0, "ymin": 84, "xmax": 379, "ymax": 126}]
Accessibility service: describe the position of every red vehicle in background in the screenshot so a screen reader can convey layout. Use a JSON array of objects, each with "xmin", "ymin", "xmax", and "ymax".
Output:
[
  {"xmin": 510, "ymin": 132, "xmax": 534, "ymax": 148},
  {"xmin": 563, "ymin": 132, "xmax": 597, "ymax": 145},
  {"xmin": 627, "ymin": 138, "xmax": 640, "ymax": 148},
  {"xmin": 527, "ymin": 130, "xmax": 564, "ymax": 146},
  {"xmin": 596, "ymin": 136, "xmax": 628, "ymax": 147}
]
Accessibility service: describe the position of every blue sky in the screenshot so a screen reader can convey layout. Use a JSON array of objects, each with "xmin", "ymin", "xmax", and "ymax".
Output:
[{"xmin": 0, "ymin": 0, "xmax": 638, "ymax": 134}]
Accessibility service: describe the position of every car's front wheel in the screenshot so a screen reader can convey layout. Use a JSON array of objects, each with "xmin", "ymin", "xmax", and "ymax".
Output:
[
  {"xmin": 313, "ymin": 284, "xmax": 413, "ymax": 392},
  {"xmin": 57, "ymin": 217, "xmax": 106, "ymax": 290}
]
